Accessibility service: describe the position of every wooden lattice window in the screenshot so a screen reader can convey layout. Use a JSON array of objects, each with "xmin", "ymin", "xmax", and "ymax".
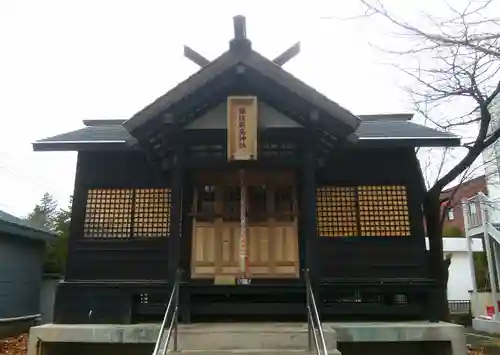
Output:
[
  {"xmin": 195, "ymin": 185, "xmax": 217, "ymax": 219},
  {"xmin": 132, "ymin": 188, "xmax": 171, "ymax": 237},
  {"xmin": 222, "ymin": 186, "xmax": 240, "ymax": 221},
  {"xmin": 84, "ymin": 189, "xmax": 133, "ymax": 238},
  {"xmin": 84, "ymin": 188, "xmax": 171, "ymax": 239},
  {"xmin": 275, "ymin": 186, "xmax": 296, "ymax": 222},
  {"xmin": 358, "ymin": 185, "xmax": 410, "ymax": 236},
  {"xmin": 316, "ymin": 185, "xmax": 411, "ymax": 237},
  {"xmin": 316, "ymin": 187, "xmax": 357, "ymax": 237},
  {"xmin": 248, "ymin": 185, "xmax": 267, "ymax": 222}
]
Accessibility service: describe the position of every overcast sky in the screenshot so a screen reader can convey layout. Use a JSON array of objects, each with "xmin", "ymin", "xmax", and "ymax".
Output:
[{"xmin": 0, "ymin": 0, "xmax": 450, "ymax": 217}]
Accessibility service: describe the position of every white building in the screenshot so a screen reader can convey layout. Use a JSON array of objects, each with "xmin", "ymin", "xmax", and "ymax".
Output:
[
  {"xmin": 426, "ymin": 237, "xmax": 484, "ymax": 300},
  {"xmin": 482, "ymin": 96, "xmax": 500, "ymax": 222}
]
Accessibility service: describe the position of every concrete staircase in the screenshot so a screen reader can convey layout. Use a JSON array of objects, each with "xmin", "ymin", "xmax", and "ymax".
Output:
[
  {"xmin": 27, "ymin": 321, "xmax": 469, "ymax": 355},
  {"xmin": 162, "ymin": 323, "xmax": 340, "ymax": 355}
]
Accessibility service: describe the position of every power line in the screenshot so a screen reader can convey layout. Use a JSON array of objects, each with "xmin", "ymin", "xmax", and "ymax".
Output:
[{"xmin": 0, "ymin": 153, "xmax": 71, "ymax": 208}]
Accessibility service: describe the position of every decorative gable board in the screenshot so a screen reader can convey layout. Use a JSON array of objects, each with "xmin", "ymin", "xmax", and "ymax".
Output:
[{"xmin": 185, "ymin": 101, "xmax": 302, "ymax": 130}]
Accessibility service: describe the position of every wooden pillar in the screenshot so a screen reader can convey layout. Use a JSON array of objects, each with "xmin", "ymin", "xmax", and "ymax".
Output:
[
  {"xmin": 64, "ymin": 153, "xmax": 86, "ymax": 280},
  {"xmin": 301, "ymin": 122, "xmax": 317, "ymax": 282},
  {"xmin": 179, "ymin": 172, "xmax": 193, "ymax": 323},
  {"xmin": 169, "ymin": 129, "xmax": 184, "ymax": 279}
]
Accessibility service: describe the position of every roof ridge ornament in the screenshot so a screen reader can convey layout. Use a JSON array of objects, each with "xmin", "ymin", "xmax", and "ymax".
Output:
[
  {"xmin": 273, "ymin": 42, "xmax": 301, "ymax": 66},
  {"xmin": 184, "ymin": 15, "xmax": 301, "ymax": 68},
  {"xmin": 229, "ymin": 15, "xmax": 252, "ymax": 56},
  {"xmin": 183, "ymin": 46, "xmax": 210, "ymax": 68}
]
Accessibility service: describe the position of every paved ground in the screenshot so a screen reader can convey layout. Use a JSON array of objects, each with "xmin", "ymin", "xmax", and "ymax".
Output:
[{"xmin": 467, "ymin": 328, "xmax": 500, "ymax": 354}]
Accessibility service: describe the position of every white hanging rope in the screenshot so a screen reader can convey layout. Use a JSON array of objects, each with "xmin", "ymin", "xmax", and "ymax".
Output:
[{"xmin": 239, "ymin": 169, "xmax": 249, "ymax": 278}]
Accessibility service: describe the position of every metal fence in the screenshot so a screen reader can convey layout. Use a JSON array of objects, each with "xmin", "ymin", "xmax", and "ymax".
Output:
[{"xmin": 448, "ymin": 300, "xmax": 471, "ymax": 315}]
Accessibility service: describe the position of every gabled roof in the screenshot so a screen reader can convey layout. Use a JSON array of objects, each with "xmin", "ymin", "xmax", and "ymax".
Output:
[
  {"xmin": 123, "ymin": 17, "xmax": 361, "ymax": 140},
  {"xmin": 0, "ymin": 210, "xmax": 56, "ymax": 242},
  {"xmin": 32, "ymin": 16, "xmax": 461, "ymax": 152},
  {"xmin": 440, "ymin": 175, "xmax": 486, "ymax": 195},
  {"xmin": 32, "ymin": 115, "xmax": 461, "ymax": 151}
]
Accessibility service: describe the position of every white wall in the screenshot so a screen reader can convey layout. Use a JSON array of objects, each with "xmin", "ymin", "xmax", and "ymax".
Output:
[
  {"xmin": 425, "ymin": 237, "xmax": 484, "ymax": 300},
  {"xmin": 447, "ymin": 251, "xmax": 475, "ymax": 300},
  {"xmin": 471, "ymin": 292, "xmax": 493, "ymax": 317},
  {"xmin": 483, "ymin": 96, "xmax": 500, "ymax": 223},
  {"xmin": 483, "ymin": 143, "xmax": 500, "ymax": 224}
]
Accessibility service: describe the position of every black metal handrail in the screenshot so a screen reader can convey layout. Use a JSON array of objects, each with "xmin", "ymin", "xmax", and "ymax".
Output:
[
  {"xmin": 152, "ymin": 269, "xmax": 182, "ymax": 355},
  {"xmin": 305, "ymin": 269, "xmax": 328, "ymax": 355}
]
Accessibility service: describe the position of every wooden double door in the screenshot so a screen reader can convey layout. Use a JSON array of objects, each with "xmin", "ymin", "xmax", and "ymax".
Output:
[{"xmin": 190, "ymin": 170, "xmax": 300, "ymax": 280}]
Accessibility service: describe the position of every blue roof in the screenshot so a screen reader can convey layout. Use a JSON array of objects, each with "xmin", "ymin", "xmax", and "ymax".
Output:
[{"xmin": 0, "ymin": 210, "xmax": 56, "ymax": 242}]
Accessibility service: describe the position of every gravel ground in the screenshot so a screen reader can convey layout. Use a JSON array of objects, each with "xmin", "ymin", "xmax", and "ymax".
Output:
[{"xmin": 0, "ymin": 333, "xmax": 28, "ymax": 355}]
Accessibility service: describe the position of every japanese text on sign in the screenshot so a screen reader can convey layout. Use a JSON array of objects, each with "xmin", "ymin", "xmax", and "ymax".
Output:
[{"xmin": 238, "ymin": 107, "xmax": 247, "ymax": 149}]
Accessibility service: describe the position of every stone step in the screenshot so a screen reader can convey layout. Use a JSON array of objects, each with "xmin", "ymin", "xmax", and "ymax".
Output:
[
  {"xmin": 166, "ymin": 350, "xmax": 341, "ymax": 355},
  {"xmin": 161, "ymin": 323, "xmax": 337, "ymax": 351}
]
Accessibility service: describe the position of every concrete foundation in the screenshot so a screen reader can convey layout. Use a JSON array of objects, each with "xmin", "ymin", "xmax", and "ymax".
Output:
[
  {"xmin": 332, "ymin": 322, "xmax": 466, "ymax": 355},
  {"xmin": 27, "ymin": 321, "xmax": 467, "ymax": 355},
  {"xmin": 472, "ymin": 317, "xmax": 500, "ymax": 334}
]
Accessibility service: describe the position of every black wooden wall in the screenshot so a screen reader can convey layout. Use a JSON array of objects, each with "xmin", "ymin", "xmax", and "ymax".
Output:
[
  {"xmin": 66, "ymin": 147, "xmax": 427, "ymax": 282},
  {"xmin": 54, "ymin": 145, "xmax": 432, "ymax": 324},
  {"xmin": 315, "ymin": 147, "xmax": 428, "ymax": 280},
  {"xmin": 65, "ymin": 151, "xmax": 171, "ymax": 281}
]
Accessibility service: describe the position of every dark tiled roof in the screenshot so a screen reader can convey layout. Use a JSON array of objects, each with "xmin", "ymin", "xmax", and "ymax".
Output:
[
  {"xmin": 33, "ymin": 117, "xmax": 460, "ymax": 151},
  {"xmin": 359, "ymin": 114, "xmax": 412, "ymax": 121},
  {"xmin": 0, "ymin": 210, "xmax": 56, "ymax": 242},
  {"xmin": 355, "ymin": 120, "xmax": 457, "ymax": 140},
  {"xmin": 123, "ymin": 49, "xmax": 361, "ymax": 138},
  {"xmin": 37, "ymin": 125, "xmax": 131, "ymax": 143},
  {"xmin": 83, "ymin": 119, "xmax": 126, "ymax": 126}
]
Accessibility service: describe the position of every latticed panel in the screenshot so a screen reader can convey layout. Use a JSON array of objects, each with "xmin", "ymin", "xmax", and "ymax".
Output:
[
  {"xmin": 275, "ymin": 185, "xmax": 295, "ymax": 222},
  {"xmin": 222, "ymin": 186, "xmax": 241, "ymax": 221},
  {"xmin": 133, "ymin": 188, "xmax": 171, "ymax": 237},
  {"xmin": 84, "ymin": 189, "xmax": 133, "ymax": 238},
  {"xmin": 358, "ymin": 185, "xmax": 410, "ymax": 236},
  {"xmin": 316, "ymin": 186, "xmax": 357, "ymax": 237}
]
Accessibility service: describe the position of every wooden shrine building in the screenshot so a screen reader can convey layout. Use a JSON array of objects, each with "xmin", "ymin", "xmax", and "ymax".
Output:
[{"xmin": 34, "ymin": 16, "xmax": 460, "ymax": 324}]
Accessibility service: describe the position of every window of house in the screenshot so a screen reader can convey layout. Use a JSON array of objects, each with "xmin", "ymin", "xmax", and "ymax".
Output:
[
  {"xmin": 447, "ymin": 208, "xmax": 455, "ymax": 221},
  {"xmin": 467, "ymin": 201, "xmax": 482, "ymax": 227},
  {"xmin": 469, "ymin": 202, "xmax": 477, "ymax": 216}
]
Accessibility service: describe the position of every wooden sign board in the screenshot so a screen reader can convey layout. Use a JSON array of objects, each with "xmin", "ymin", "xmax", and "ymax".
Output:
[
  {"xmin": 214, "ymin": 275, "xmax": 236, "ymax": 285},
  {"xmin": 227, "ymin": 96, "xmax": 258, "ymax": 161}
]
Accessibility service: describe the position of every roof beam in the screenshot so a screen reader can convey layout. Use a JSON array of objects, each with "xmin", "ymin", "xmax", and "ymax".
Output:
[
  {"xmin": 273, "ymin": 42, "xmax": 301, "ymax": 66},
  {"xmin": 184, "ymin": 45, "xmax": 210, "ymax": 68}
]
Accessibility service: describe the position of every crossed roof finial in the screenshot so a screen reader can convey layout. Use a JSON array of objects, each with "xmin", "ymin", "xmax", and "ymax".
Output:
[{"xmin": 184, "ymin": 15, "xmax": 300, "ymax": 68}]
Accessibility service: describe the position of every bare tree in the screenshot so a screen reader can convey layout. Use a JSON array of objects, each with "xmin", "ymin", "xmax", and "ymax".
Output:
[{"xmin": 356, "ymin": 0, "xmax": 500, "ymax": 320}]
